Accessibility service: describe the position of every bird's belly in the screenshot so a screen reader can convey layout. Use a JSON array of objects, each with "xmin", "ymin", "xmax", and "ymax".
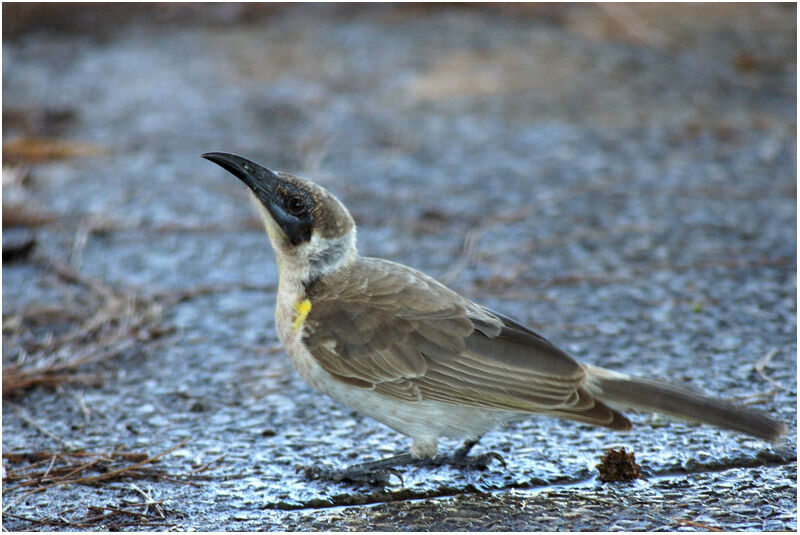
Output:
[{"xmin": 278, "ymin": 322, "xmax": 509, "ymax": 442}]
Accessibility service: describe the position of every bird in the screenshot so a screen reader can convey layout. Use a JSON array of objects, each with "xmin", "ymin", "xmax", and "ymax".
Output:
[{"xmin": 202, "ymin": 151, "xmax": 785, "ymax": 483}]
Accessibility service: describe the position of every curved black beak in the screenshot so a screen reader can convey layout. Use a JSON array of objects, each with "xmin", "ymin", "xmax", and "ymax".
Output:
[
  {"xmin": 202, "ymin": 152, "xmax": 312, "ymax": 245},
  {"xmin": 201, "ymin": 152, "xmax": 282, "ymax": 203}
]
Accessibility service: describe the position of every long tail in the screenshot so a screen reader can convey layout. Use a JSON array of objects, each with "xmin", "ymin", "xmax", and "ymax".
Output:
[{"xmin": 584, "ymin": 365, "xmax": 786, "ymax": 442}]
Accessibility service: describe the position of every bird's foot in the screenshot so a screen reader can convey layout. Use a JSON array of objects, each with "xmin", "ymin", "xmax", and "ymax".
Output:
[
  {"xmin": 428, "ymin": 450, "xmax": 506, "ymax": 470},
  {"xmin": 302, "ymin": 464, "xmax": 404, "ymax": 486},
  {"xmin": 426, "ymin": 438, "xmax": 506, "ymax": 470},
  {"xmin": 299, "ymin": 441, "xmax": 505, "ymax": 485},
  {"xmin": 301, "ymin": 453, "xmax": 415, "ymax": 486}
]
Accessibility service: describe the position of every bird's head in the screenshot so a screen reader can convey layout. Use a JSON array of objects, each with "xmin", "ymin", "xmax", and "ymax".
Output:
[{"xmin": 202, "ymin": 152, "xmax": 357, "ymax": 281}]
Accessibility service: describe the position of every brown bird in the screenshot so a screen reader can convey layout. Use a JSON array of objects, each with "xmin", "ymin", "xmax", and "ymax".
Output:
[{"xmin": 202, "ymin": 152, "xmax": 785, "ymax": 483}]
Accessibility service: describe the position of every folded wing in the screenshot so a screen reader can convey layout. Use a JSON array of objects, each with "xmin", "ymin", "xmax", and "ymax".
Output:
[{"xmin": 303, "ymin": 257, "xmax": 631, "ymax": 430}]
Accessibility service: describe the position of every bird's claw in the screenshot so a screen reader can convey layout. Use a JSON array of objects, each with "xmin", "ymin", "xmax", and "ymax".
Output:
[
  {"xmin": 431, "ymin": 450, "xmax": 506, "ymax": 470},
  {"xmin": 477, "ymin": 451, "xmax": 508, "ymax": 469},
  {"xmin": 301, "ymin": 464, "xmax": 404, "ymax": 486}
]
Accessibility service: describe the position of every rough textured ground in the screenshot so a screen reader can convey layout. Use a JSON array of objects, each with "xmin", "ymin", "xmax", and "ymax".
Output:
[{"xmin": 2, "ymin": 4, "xmax": 796, "ymax": 531}]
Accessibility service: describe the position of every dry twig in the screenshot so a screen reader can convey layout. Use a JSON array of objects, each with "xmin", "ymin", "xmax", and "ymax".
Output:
[
  {"xmin": 3, "ymin": 256, "xmax": 166, "ymax": 397},
  {"xmin": 596, "ymin": 3, "xmax": 670, "ymax": 49},
  {"xmin": 5, "ymin": 401, "xmax": 78, "ymax": 449},
  {"xmin": 3, "ymin": 254, "xmax": 269, "ymax": 398},
  {"xmin": 2, "ymin": 136, "xmax": 105, "ymax": 163},
  {"xmin": 675, "ymin": 518, "xmax": 724, "ymax": 532},
  {"xmin": 2, "ymin": 438, "xmax": 191, "ymax": 513},
  {"xmin": 754, "ymin": 348, "xmax": 789, "ymax": 392}
]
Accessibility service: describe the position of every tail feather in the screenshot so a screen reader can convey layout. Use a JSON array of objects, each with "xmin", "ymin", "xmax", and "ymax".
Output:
[{"xmin": 584, "ymin": 365, "xmax": 786, "ymax": 442}]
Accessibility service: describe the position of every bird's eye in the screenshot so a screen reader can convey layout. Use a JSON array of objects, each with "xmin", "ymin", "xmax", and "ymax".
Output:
[{"xmin": 287, "ymin": 195, "xmax": 306, "ymax": 215}]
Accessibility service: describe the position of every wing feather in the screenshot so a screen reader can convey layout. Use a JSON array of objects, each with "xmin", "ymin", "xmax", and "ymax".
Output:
[{"xmin": 302, "ymin": 257, "xmax": 630, "ymax": 429}]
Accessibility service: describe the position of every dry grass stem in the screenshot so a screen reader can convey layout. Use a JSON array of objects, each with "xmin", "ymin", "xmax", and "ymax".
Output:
[
  {"xmin": 754, "ymin": 348, "xmax": 789, "ymax": 392},
  {"xmin": 597, "ymin": 3, "xmax": 670, "ymax": 49},
  {"xmin": 3, "ymin": 257, "xmax": 166, "ymax": 397},
  {"xmin": 5, "ymin": 401, "xmax": 78, "ymax": 449},
  {"xmin": 472, "ymin": 255, "xmax": 793, "ymax": 295},
  {"xmin": 4, "ymin": 251, "xmax": 279, "ymax": 399},
  {"xmin": 2, "ymin": 136, "xmax": 106, "ymax": 163},
  {"xmin": 675, "ymin": 519, "xmax": 724, "ymax": 532},
  {"xmin": 2, "ymin": 438, "xmax": 192, "ymax": 515}
]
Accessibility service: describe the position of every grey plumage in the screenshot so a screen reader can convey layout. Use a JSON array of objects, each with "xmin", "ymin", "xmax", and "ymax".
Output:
[
  {"xmin": 304, "ymin": 257, "xmax": 783, "ymax": 441},
  {"xmin": 202, "ymin": 151, "xmax": 785, "ymax": 471},
  {"xmin": 583, "ymin": 369, "xmax": 782, "ymax": 441}
]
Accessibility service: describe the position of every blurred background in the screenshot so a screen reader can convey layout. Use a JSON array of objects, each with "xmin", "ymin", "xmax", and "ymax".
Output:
[{"xmin": 3, "ymin": 3, "xmax": 796, "ymax": 531}]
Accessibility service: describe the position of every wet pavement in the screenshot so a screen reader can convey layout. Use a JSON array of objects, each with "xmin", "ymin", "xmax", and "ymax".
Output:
[{"xmin": 2, "ymin": 4, "xmax": 796, "ymax": 531}]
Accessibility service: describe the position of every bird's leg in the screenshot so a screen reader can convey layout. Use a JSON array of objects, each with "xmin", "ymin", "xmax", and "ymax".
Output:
[
  {"xmin": 429, "ymin": 438, "xmax": 507, "ymax": 470},
  {"xmin": 454, "ymin": 438, "xmax": 480, "ymax": 458},
  {"xmin": 302, "ymin": 453, "xmax": 415, "ymax": 485},
  {"xmin": 302, "ymin": 439, "xmax": 506, "ymax": 485}
]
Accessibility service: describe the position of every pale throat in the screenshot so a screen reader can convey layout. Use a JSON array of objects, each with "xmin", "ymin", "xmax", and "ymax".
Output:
[
  {"xmin": 250, "ymin": 192, "xmax": 356, "ymax": 297},
  {"xmin": 273, "ymin": 228, "xmax": 357, "ymax": 298},
  {"xmin": 272, "ymin": 231, "xmax": 356, "ymax": 339},
  {"xmin": 251, "ymin": 194, "xmax": 284, "ymax": 245}
]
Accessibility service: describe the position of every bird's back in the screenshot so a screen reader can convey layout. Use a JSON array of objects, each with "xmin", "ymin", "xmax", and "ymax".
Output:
[{"xmin": 301, "ymin": 256, "xmax": 631, "ymax": 431}]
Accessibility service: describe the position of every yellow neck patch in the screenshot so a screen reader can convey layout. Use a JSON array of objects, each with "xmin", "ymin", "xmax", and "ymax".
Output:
[{"xmin": 292, "ymin": 298, "xmax": 312, "ymax": 332}]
